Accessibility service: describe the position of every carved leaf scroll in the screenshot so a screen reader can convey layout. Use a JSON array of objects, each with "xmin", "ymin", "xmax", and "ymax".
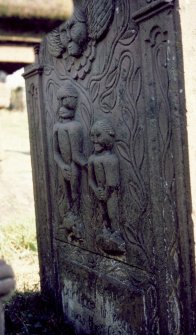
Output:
[
  {"xmin": 134, "ymin": 127, "xmax": 145, "ymax": 170},
  {"xmin": 119, "ymin": 26, "xmax": 138, "ymax": 46},
  {"xmin": 132, "ymin": 67, "xmax": 142, "ymax": 104},
  {"xmin": 80, "ymin": 103, "xmax": 91, "ymax": 131},
  {"xmin": 116, "ymin": 140, "xmax": 131, "ymax": 164},
  {"xmin": 121, "ymin": 107, "xmax": 134, "ymax": 136},
  {"xmin": 100, "ymin": 89, "xmax": 117, "ymax": 113},
  {"xmin": 91, "ymin": 81, "xmax": 100, "ymax": 102},
  {"xmin": 105, "ymin": 63, "xmax": 119, "ymax": 89},
  {"xmin": 47, "ymin": 79, "xmax": 59, "ymax": 120}
]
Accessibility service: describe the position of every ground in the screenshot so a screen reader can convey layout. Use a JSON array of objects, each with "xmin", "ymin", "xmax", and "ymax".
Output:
[{"xmin": 4, "ymin": 292, "xmax": 75, "ymax": 335}]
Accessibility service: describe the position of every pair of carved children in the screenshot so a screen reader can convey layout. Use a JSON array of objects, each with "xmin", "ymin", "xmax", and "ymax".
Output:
[{"xmin": 53, "ymin": 83, "xmax": 125, "ymax": 254}]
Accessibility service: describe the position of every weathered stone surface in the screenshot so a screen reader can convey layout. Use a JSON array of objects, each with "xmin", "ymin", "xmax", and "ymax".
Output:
[
  {"xmin": 24, "ymin": 0, "xmax": 196, "ymax": 334},
  {"xmin": 0, "ymin": 261, "xmax": 15, "ymax": 335}
]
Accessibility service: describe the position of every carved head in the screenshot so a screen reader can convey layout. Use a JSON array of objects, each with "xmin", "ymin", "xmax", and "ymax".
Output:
[
  {"xmin": 57, "ymin": 83, "xmax": 78, "ymax": 119},
  {"xmin": 90, "ymin": 119, "xmax": 115, "ymax": 153},
  {"xmin": 60, "ymin": 8, "xmax": 87, "ymax": 57}
]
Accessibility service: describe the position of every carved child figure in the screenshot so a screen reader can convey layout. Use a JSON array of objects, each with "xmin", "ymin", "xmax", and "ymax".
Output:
[
  {"xmin": 88, "ymin": 119, "xmax": 125, "ymax": 255},
  {"xmin": 53, "ymin": 82, "xmax": 87, "ymax": 217}
]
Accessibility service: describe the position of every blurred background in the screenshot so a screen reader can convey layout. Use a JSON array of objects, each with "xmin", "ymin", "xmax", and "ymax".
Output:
[{"xmin": 0, "ymin": 0, "xmax": 73, "ymax": 293}]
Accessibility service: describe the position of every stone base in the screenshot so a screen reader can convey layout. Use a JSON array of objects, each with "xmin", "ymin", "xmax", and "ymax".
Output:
[{"xmin": 58, "ymin": 242, "xmax": 149, "ymax": 335}]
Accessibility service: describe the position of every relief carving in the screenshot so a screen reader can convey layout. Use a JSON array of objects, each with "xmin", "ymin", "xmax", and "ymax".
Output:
[
  {"xmin": 47, "ymin": 0, "xmax": 115, "ymax": 79},
  {"xmin": 53, "ymin": 82, "xmax": 87, "ymax": 241},
  {"xmin": 24, "ymin": 0, "xmax": 195, "ymax": 332},
  {"xmin": 88, "ymin": 119, "xmax": 125, "ymax": 256}
]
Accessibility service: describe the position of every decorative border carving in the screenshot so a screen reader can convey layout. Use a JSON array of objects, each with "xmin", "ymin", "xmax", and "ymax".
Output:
[{"xmin": 132, "ymin": 0, "xmax": 174, "ymax": 23}]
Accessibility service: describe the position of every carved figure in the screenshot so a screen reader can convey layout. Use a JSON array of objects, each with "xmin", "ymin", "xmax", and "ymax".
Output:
[
  {"xmin": 88, "ymin": 119, "xmax": 125, "ymax": 255},
  {"xmin": 59, "ymin": 8, "xmax": 87, "ymax": 58},
  {"xmin": 47, "ymin": 0, "xmax": 114, "ymax": 79},
  {"xmin": 53, "ymin": 82, "xmax": 87, "ymax": 217},
  {"xmin": 59, "ymin": 211, "xmax": 84, "ymax": 243}
]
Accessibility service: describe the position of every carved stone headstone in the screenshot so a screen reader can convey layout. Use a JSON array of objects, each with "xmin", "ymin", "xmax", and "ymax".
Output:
[{"xmin": 24, "ymin": 0, "xmax": 195, "ymax": 334}]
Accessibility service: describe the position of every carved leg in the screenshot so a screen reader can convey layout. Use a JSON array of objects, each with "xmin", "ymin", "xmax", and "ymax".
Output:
[
  {"xmin": 107, "ymin": 192, "xmax": 119, "ymax": 231},
  {"xmin": 70, "ymin": 163, "xmax": 80, "ymax": 214},
  {"xmin": 96, "ymin": 194, "xmax": 125, "ymax": 256}
]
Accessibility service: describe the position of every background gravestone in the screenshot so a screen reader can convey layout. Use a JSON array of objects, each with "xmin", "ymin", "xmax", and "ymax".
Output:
[{"xmin": 24, "ymin": 0, "xmax": 196, "ymax": 334}]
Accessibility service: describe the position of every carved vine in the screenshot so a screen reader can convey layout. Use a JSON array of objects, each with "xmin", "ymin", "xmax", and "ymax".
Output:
[
  {"xmin": 147, "ymin": 25, "xmax": 181, "ymax": 333},
  {"xmin": 116, "ymin": 53, "xmax": 152, "ymax": 270},
  {"xmin": 89, "ymin": 0, "xmax": 138, "ymax": 93}
]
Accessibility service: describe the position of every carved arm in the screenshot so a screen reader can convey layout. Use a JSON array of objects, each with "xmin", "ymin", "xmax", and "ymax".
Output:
[
  {"xmin": 53, "ymin": 127, "xmax": 70, "ymax": 172},
  {"xmin": 88, "ymin": 158, "xmax": 98, "ymax": 195},
  {"xmin": 70, "ymin": 128, "xmax": 87, "ymax": 168}
]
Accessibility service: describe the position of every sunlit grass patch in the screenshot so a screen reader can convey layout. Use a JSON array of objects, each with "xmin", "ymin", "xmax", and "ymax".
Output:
[
  {"xmin": 0, "ymin": 109, "xmax": 39, "ymax": 292},
  {"xmin": 0, "ymin": 219, "xmax": 37, "ymax": 257},
  {"xmin": 0, "ymin": 218, "xmax": 39, "ymax": 292}
]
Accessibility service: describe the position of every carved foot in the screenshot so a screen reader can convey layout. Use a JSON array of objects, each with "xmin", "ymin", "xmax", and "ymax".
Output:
[
  {"xmin": 59, "ymin": 212, "xmax": 84, "ymax": 242},
  {"xmin": 96, "ymin": 229, "xmax": 125, "ymax": 256}
]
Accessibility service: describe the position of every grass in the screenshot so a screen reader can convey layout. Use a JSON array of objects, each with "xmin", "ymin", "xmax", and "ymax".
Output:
[
  {"xmin": 0, "ymin": 109, "xmax": 39, "ymax": 291},
  {"xmin": 0, "ymin": 219, "xmax": 39, "ymax": 292}
]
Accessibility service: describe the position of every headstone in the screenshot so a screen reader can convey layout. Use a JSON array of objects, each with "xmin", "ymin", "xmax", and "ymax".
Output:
[{"xmin": 24, "ymin": 0, "xmax": 196, "ymax": 334}]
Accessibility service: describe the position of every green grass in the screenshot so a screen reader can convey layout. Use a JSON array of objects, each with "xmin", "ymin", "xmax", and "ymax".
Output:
[
  {"xmin": 0, "ymin": 219, "xmax": 37, "ymax": 260},
  {"xmin": 0, "ymin": 109, "xmax": 39, "ymax": 292},
  {"xmin": 0, "ymin": 217, "xmax": 39, "ymax": 292}
]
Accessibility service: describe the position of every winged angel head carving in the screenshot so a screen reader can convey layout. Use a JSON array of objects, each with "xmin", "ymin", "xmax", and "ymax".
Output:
[{"xmin": 47, "ymin": 0, "xmax": 115, "ymax": 79}]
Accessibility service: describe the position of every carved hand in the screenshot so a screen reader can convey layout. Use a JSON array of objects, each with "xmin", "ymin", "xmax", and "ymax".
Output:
[
  {"xmin": 96, "ymin": 187, "xmax": 108, "ymax": 201},
  {"xmin": 62, "ymin": 167, "xmax": 71, "ymax": 181},
  {"xmin": 83, "ymin": 162, "xmax": 88, "ymax": 172}
]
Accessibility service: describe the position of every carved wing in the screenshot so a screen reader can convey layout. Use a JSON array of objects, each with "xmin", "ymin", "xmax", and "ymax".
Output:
[
  {"xmin": 47, "ymin": 28, "xmax": 63, "ymax": 58},
  {"xmin": 85, "ymin": 0, "xmax": 115, "ymax": 40}
]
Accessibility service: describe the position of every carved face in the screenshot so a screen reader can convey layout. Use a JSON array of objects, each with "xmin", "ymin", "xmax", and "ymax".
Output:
[
  {"xmin": 60, "ymin": 18, "xmax": 87, "ymax": 57},
  {"xmin": 90, "ymin": 121, "xmax": 115, "ymax": 153},
  {"xmin": 58, "ymin": 96, "xmax": 77, "ymax": 119}
]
